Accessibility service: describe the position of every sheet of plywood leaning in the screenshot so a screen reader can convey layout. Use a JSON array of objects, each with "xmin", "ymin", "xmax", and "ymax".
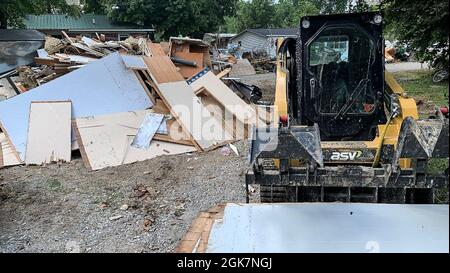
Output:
[
  {"xmin": 25, "ymin": 101, "xmax": 72, "ymax": 165},
  {"xmin": 73, "ymin": 110, "xmax": 196, "ymax": 171},
  {"xmin": 143, "ymin": 56, "xmax": 233, "ymax": 151}
]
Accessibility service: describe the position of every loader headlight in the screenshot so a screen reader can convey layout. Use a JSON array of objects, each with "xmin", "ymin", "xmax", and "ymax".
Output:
[
  {"xmin": 374, "ymin": 14, "xmax": 383, "ymax": 24},
  {"xmin": 302, "ymin": 19, "xmax": 310, "ymax": 29}
]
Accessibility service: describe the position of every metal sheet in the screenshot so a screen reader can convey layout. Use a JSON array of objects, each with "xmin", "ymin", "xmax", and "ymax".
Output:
[
  {"xmin": 0, "ymin": 52, "xmax": 153, "ymax": 161},
  {"xmin": 206, "ymin": 203, "xmax": 449, "ymax": 253},
  {"xmin": 131, "ymin": 113, "xmax": 164, "ymax": 149}
]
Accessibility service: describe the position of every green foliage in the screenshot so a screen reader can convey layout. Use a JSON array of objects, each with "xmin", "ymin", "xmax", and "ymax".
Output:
[
  {"xmin": 274, "ymin": 0, "xmax": 319, "ymax": 28},
  {"xmin": 0, "ymin": 0, "xmax": 80, "ymax": 29},
  {"xmin": 83, "ymin": 0, "xmax": 106, "ymax": 14},
  {"xmin": 233, "ymin": 0, "xmax": 275, "ymax": 31},
  {"xmin": 103, "ymin": 0, "xmax": 236, "ymax": 39},
  {"xmin": 383, "ymin": 0, "xmax": 449, "ymax": 68}
]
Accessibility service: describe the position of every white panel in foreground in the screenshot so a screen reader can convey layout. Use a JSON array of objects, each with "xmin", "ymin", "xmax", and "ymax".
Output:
[
  {"xmin": 25, "ymin": 101, "xmax": 72, "ymax": 165},
  {"xmin": 206, "ymin": 203, "xmax": 449, "ymax": 253}
]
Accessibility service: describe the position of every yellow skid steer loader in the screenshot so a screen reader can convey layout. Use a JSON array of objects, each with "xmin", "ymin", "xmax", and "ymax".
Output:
[{"xmin": 246, "ymin": 12, "xmax": 449, "ymax": 204}]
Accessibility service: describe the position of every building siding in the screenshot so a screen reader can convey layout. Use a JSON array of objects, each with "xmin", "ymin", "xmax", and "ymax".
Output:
[{"xmin": 230, "ymin": 32, "xmax": 279, "ymax": 58}]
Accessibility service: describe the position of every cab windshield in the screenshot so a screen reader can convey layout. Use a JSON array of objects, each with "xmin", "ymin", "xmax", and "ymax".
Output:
[{"xmin": 309, "ymin": 25, "xmax": 376, "ymax": 115}]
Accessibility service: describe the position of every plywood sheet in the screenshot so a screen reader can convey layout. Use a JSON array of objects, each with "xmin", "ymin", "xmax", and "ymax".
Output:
[
  {"xmin": 157, "ymin": 81, "xmax": 233, "ymax": 150},
  {"xmin": 189, "ymin": 71, "xmax": 257, "ymax": 124},
  {"xmin": 229, "ymin": 59, "xmax": 256, "ymax": 77},
  {"xmin": 143, "ymin": 56, "xmax": 185, "ymax": 84},
  {"xmin": 0, "ymin": 133, "xmax": 22, "ymax": 167},
  {"xmin": 74, "ymin": 110, "xmax": 196, "ymax": 171},
  {"xmin": 0, "ymin": 52, "xmax": 153, "ymax": 161},
  {"xmin": 25, "ymin": 101, "xmax": 72, "ymax": 165},
  {"xmin": 173, "ymin": 52, "xmax": 204, "ymax": 79}
]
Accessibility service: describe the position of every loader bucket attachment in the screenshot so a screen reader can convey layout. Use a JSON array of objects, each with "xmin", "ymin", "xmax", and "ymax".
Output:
[
  {"xmin": 393, "ymin": 117, "xmax": 449, "ymax": 171},
  {"xmin": 249, "ymin": 125, "xmax": 324, "ymax": 167}
]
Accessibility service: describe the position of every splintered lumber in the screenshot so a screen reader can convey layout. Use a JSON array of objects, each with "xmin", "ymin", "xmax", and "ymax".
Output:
[
  {"xmin": 74, "ymin": 110, "xmax": 196, "ymax": 171},
  {"xmin": 0, "ymin": 53, "xmax": 153, "ymax": 161},
  {"xmin": 0, "ymin": 133, "xmax": 22, "ymax": 167},
  {"xmin": 25, "ymin": 101, "xmax": 72, "ymax": 165},
  {"xmin": 143, "ymin": 56, "xmax": 233, "ymax": 150}
]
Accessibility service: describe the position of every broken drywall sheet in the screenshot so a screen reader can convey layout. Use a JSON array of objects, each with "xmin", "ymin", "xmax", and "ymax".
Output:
[
  {"xmin": 25, "ymin": 101, "xmax": 72, "ymax": 165},
  {"xmin": 0, "ymin": 52, "xmax": 153, "ymax": 161},
  {"xmin": 74, "ymin": 110, "xmax": 196, "ymax": 171},
  {"xmin": 131, "ymin": 113, "xmax": 164, "ymax": 149}
]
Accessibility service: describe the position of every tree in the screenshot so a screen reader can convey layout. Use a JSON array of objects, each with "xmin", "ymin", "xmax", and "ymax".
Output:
[
  {"xmin": 83, "ymin": 0, "xmax": 106, "ymax": 14},
  {"xmin": 104, "ymin": 0, "xmax": 236, "ymax": 39},
  {"xmin": 274, "ymin": 0, "xmax": 319, "ymax": 28},
  {"xmin": 382, "ymin": 0, "xmax": 449, "ymax": 67},
  {"xmin": 0, "ymin": 0, "xmax": 80, "ymax": 29},
  {"xmin": 231, "ymin": 0, "xmax": 276, "ymax": 31}
]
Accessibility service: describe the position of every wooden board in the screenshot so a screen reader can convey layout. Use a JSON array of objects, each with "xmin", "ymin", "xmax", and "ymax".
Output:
[
  {"xmin": 143, "ymin": 56, "xmax": 185, "ymax": 84},
  {"xmin": 189, "ymin": 71, "xmax": 257, "ymax": 125},
  {"xmin": 0, "ymin": 53, "xmax": 153, "ymax": 161},
  {"xmin": 157, "ymin": 81, "xmax": 234, "ymax": 150},
  {"xmin": 176, "ymin": 205, "xmax": 225, "ymax": 253},
  {"xmin": 25, "ymin": 101, "xmax": 72, "ymax": 165},
  {"xmin": 144, "ymin": 56, "xmax": 233, "ymax": 150},
  {"xmin": 148, "ymin": 42, "xmax": 166, "ymax": 57},
  {"xmin": 74, "ymin": 110, "xmax": 196, "ymax": 171},
  {"xmin": 173, "ymin": 52, "xmax": 204, "ymax": 79},
  {"xmin": 151, "ymin": 100, "xmax": 195, "ymax": 146},
  {"xmin": 0, "ymin": 133, "xmax": 22, "ymax": 167},
  {"xmin": 198, "ymin": 93, "xmax": 246, "ymax": 140}
]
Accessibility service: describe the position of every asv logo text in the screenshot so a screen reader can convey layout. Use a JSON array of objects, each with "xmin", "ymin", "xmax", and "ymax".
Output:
[{"xmin": 330, "ymin": 151, "xmax": 363, "ymax": 161}]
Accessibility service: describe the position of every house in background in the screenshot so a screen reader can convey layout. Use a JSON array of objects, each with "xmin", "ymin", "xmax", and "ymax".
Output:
[
  {"xmin": 229, "ymin": 28, "xmax": 298, "ymax": 58},
  {"xmin": 23, "ymin": 14, "xmax": 155, "ymax": 41}
]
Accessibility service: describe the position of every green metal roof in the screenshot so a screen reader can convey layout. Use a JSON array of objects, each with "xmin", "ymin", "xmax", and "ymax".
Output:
[{"xmin": 24, "ymin": 14, "xmax": 154, "ymax": 31}]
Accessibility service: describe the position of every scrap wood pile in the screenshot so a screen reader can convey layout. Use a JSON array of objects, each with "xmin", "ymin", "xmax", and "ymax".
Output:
[
  {"xmin": 1, "ymin": 33, "xmax": 150, "ymax": 92},
  {"xmin": 0, "ymin": 35, "xmax": 272, "ymax": 171}
]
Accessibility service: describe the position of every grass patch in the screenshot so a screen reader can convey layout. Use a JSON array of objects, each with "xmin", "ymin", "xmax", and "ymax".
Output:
[{"xmin": 392, "ymin": 70, "xmax": 449, "ymax": 108}]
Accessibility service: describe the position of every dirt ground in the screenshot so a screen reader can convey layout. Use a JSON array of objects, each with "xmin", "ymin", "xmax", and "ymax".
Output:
[{"xmin": 0, "ymin": 141, "xmax": 255, "ymax": 253}]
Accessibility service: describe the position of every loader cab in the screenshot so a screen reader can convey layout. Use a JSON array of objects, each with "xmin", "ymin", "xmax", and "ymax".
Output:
[{"xmin": 292, "ymin": 12, "xmax": 386, "ymax": 141}]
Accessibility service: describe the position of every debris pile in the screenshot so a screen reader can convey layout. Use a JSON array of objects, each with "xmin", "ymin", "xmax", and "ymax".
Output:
[{"xmin": 0, "ymin": 34, "xmax": 272, "ymax": 171}]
